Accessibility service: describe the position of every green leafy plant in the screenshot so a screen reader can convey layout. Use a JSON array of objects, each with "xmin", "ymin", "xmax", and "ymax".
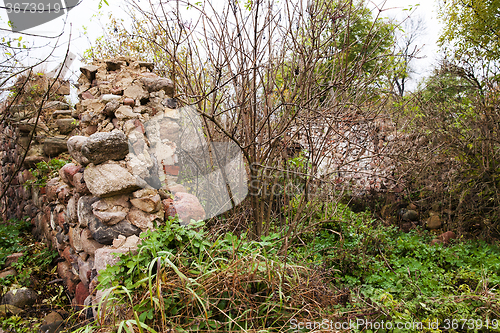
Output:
[
  {"xmin": 76, "ymin": 201, "xmax": 500, "ymax": 332},
  {"xmin": 0, "ymin": 315, "xmax": 40, "ymax": 332},
  {"xmin": 24, "ymin": 158, "xmax": 68, "ymax": 189},
  {"xmin": 90, "ymin": 217, "xmax": 336, "ymax": 332},
  {"xmin": 0, "ymin": 218, "xmax": 31, "ymax": 267},
  {"xmin": 0, "ymin": 216, "xmax": 61, "ymax": 331},
  {"xmin": 293, "ymin": 203, "xmax": 500, "ymax": 331},
  {"xmin": 0, "ymin": 217, "xmax": 58, "ymax": 288}
]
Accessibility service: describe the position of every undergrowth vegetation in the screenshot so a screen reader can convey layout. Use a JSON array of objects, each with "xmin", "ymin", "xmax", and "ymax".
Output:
[
  {"xmin": 0, "ymin": 218, "xmax": 61, "ymax": 332},
  {"xmin": 24, "ymin": 158, "xmax": 69, "ymax": 189},
  {"xmin": 0, "ymin": 218, "xmax": 58, "ymax": 287},
  {"xmin": 393, "ymin": 62, "xmax": 500, "ymax": 239},
  {"xmin": 78, "ymin": 203, "xmax": 500, "ymax": 333}
]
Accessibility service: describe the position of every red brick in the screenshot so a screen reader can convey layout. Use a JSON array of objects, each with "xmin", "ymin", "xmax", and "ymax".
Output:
[
  {"xmin": 74, "ymin": 282, "xmax": 89, "ymax": 308},
  {"xmin": 163, "ymin": 165, "xmax": 180, "ymax": 176},
  {"xmin": 81, "ymin": 91, "xmax": 95, "ymax": 100}
]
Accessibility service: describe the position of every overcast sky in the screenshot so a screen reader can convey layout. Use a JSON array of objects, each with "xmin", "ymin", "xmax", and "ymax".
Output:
[
  {"xmin": 377, "ymin": 0, "xmax": 444, "ymax": 88},
  {"xmin": 0, "ymin": 0, "xmax": 444, "ymax": 90}
]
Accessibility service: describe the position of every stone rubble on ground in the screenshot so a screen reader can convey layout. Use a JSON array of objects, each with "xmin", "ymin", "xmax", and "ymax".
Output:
[{"xmin": 1, "ymin": 288, "xmax": 37, "ymax": 308}]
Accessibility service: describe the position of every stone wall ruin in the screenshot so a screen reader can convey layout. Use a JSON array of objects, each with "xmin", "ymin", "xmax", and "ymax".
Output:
[{"xmin": 0, "ymin": 57, "xmax": 207, "ymax": 314}]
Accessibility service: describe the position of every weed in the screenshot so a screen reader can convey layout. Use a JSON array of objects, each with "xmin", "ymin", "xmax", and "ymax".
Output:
[
  {"xmin": 0, "ymin": 315, "xmax": 40, "ymax": 332},
  {"xmin": 0, "ymin": 218, "xmax": 31, "ymax": 267},
  {"xmin": 92, "ymin": 217, "xmax": 337, "ymax": 331},
  {"xmin": 24, "ymin": 158, "xmax": 69, "ymax": 189},
  {"xmin": 0, "ymin": 217, "xmax": 61, "ymax": 331},
  {"xmin": 294, "ymin": 202, "xmax": 500, "ymax": 331},
  {"xmin": 78, "ymin": 203, "xmax": 500, "ymax": 332},
  {"xmin": 0, "ymin": 217, "xmax": 58, "ymax": 288}
]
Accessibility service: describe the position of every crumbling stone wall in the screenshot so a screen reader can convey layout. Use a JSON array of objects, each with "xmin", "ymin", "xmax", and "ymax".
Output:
[
  {"xmin": 0, "ymin": 57, "xmax": 206, "ymax": 315},
  {"xmin": 288, "ymin": 115, "xmax": 401, "ymax": 195},
  {"xmin": 0, "ymin": 75, "xmax": 72, "ymax": 222}
]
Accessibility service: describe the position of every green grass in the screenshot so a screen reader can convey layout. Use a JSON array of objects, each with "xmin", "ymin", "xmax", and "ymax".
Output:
[
  {"xmin": 75, "ymin": 203, "xmax": 500, "ymax": 332},
  {"xmin": 292, "ymin": 203, "xmax": 500, "ymax": 332},
  {"xmin": 0, "ymin": 218, "xmax": 58, "ymax": 288}
]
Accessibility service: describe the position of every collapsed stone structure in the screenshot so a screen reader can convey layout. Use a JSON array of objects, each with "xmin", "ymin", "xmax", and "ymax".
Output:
[
  {"xmin": 324, "ymin": 119, "xmax": 395, "ymax": 190},
  {"xmin": 0, "ymin": 57, "xmax": 206, "ymax": 313},
  {"xmin": 287, "ymin": 113, "xmax": 400, "ymax": 196}
]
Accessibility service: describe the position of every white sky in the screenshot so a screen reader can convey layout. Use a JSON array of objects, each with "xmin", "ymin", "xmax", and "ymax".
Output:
[
  {"xmin": 375, "ymin": 0, "xmax": 444, "ymax": 89},
  {"xmin": 0, "ymin": 0, "xmax": 444, "ymax": 90}
]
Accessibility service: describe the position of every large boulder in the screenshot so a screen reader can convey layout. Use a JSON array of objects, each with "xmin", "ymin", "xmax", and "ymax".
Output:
[
  {"xmin": 84, "ymin": 161, "xmax": 141, "ymax": 197},
  {"xmin": 81, "ymin": 131, "xmax": 129, "ymax": 165},
  {"xmin": 89, "ymin": 216, "xmax": 141, "ymax": 245},
  {"xmin": 67, "ymin": 136, "xmax": 90, "ymax": 165},
  {"xmin": 172, "ymin": 192, "xmax": 206, "ymax": 224}
]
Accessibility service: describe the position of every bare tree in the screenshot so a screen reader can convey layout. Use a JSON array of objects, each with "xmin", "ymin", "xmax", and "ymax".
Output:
[
  {"xmin": 0, "ymin": 25, "xmax": 73, "ymax": 216},
  {"xmin": 391, "ymin": 15, "xmax": 426, "ymax": 96},
  {"xmin": 86, "ymin": 0, "xmax": 400, "ymax": 242}
]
